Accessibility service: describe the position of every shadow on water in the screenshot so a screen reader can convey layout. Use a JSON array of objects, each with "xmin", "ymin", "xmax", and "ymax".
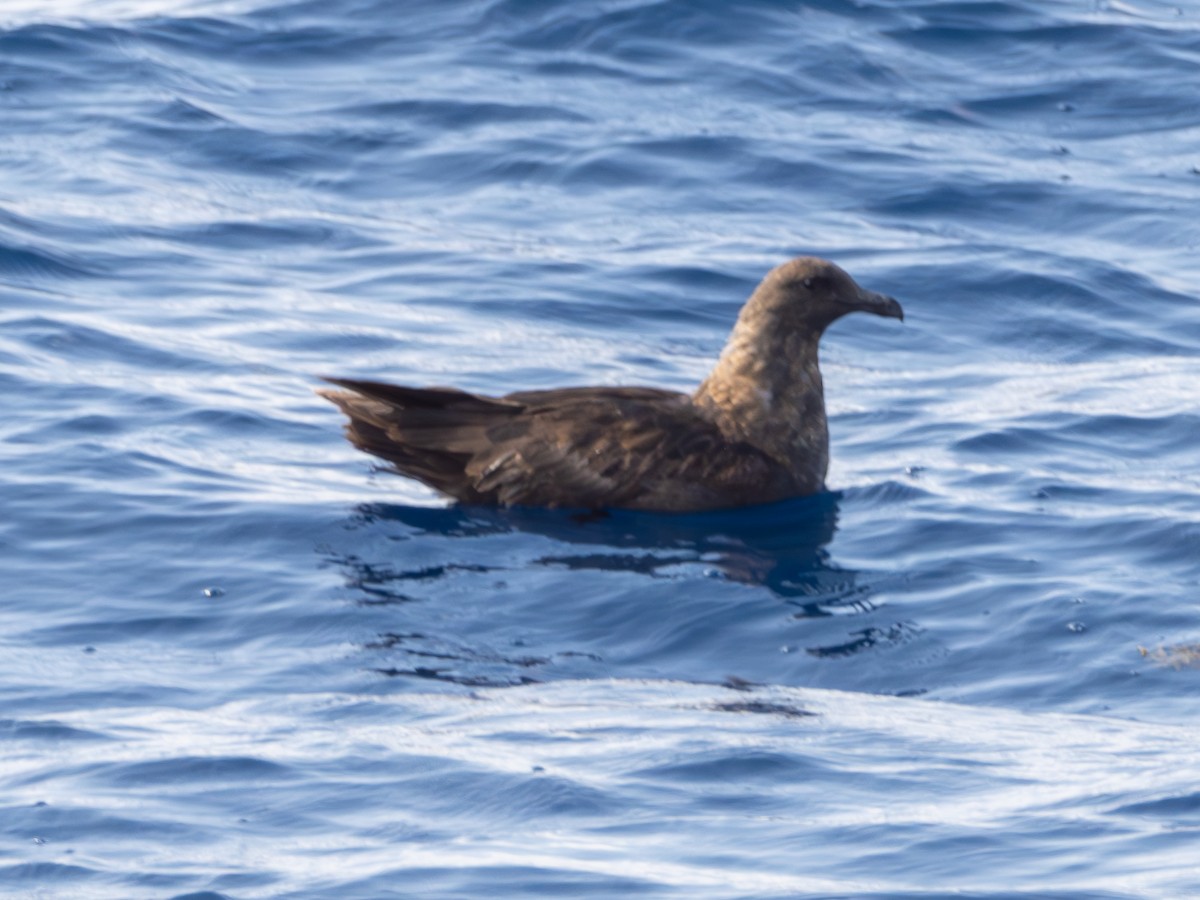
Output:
[
  {"xmin": 355, "ymin": 492, "xmax": 859, "ymax": 607},
  {"xmin": 324, "ymin": 493, "xmax": 892, "ymax": 689}
]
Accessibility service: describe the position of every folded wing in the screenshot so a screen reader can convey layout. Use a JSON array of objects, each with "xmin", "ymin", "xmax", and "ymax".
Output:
[{"xmin": 319, "ymin": 378, "xmax": 796, "ymax": 511}]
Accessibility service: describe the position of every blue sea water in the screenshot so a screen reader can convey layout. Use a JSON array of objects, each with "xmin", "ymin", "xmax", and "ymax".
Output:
[{"xmin": 3, "ymin": 0, "xmax": 1200, "ymax": 896}]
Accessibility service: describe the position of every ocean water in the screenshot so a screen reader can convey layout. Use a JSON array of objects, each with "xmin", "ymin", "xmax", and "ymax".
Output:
[{"xmin": 3, "ymin": 0, "xmax": 1200, "ymax": 896}]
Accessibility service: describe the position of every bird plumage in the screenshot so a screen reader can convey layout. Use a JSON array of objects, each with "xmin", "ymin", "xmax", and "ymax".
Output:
[{"xmin": 319, "ymin": 257, "xmax": 902, "ymax": 511}]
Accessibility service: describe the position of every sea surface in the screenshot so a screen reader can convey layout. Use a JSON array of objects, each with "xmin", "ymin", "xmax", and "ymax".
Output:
[{"xmin": 3, "ymin": 0, "xmax": 1200, "ymax": 897}]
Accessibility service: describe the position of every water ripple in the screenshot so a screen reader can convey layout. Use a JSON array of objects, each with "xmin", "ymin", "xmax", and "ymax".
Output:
[{"xmin": 3, "ymin": 0, "xmax": 1200, "ymax": 895}]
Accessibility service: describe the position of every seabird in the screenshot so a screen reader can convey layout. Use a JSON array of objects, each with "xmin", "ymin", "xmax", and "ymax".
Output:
[{"xmin": 319, "ymin": 257, "xmax": 903, "ymax": 511}]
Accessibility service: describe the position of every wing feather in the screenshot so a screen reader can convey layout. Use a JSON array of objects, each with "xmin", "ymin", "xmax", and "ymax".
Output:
[
  {"xmin": 319, "ymin": 381, "xmax": 798, "ymax": 510},
  {"xmin": 465, "ymin": 391, "xmax": 795, "ymax": 510}
]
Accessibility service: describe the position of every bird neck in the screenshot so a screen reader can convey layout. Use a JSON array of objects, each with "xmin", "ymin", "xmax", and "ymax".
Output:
[{"xmin": 692, "ymin": 321, "xmax": 829, "ymax": 489}]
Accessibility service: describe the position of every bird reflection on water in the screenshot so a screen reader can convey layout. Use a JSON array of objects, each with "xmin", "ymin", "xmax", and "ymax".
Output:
[
  {"xmin": 325, "ymin": 493, "xmax": 905, "ymax": 688},
  {"xmin": 361, "ymin": 494, "xmax": 860, "ymax": 601},
  {"xmin": 321, "ymin": 496, "xmax": 907, "ymax": 686}
]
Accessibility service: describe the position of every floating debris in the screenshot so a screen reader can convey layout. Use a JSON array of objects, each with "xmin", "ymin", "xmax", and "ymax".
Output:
[{"xmin": 1138, "ymin": 643, "xmax": 1200, "ymax": 670}]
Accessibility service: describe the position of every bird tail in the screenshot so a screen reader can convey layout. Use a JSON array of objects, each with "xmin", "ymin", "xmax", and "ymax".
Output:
[{"xmin": 317, "ymin": 377, "xmax": 521, "ymax": 501}]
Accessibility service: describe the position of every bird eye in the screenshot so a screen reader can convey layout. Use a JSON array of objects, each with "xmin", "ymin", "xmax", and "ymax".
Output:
[{"xmin": 803, "ymin": 277, "xmax": 813, "ymax": 289}]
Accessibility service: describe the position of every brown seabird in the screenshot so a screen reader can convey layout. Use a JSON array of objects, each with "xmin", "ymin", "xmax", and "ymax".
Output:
[{"xmin": 319, "ymin": 257, "xmax": 903, "ymax": 511}]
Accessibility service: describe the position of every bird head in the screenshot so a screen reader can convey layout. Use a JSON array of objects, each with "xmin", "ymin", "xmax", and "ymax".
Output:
[{"xmin": 752, "ymin": 257, "xmax": 903, "ymax": 333}]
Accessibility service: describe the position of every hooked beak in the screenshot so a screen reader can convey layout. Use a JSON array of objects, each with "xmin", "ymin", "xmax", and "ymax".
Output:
[{"xmin": 856, "ymin": 288, "xmax": 904, "ymax": 321}]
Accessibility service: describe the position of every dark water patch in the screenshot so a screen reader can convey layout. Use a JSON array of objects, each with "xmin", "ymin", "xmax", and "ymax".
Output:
[
  {"xmin": 843, "ymin": 479, "xmax": 935, "ymax": 506},
  {"xmin": 0, "ymin": 22, "xmax": 124, "ymax": 63},
  {"xmin": 9, "ymin": 411, "xmax": 128, "ymax": 442},
  {"xmin": 960, "ymin": 79, "xmax": 1200, "ymax": 136},
  {"xmin": 896, "ymin": 254, "xmax": 1200, "ymax": 359},
  {"xmin": 0, "ymin": 719, "xmax": 110, "ymax": 742},
  {"xmin": 171, "ymin": 406, "xmax": 286, "ymax": 436},
  {"xmin": 529, "ymin": 56, "xmax": 647, "ymax": 83},
  {"xmin": 339, "ymin": 97, "xmax": 591, "ymax": 128},
  {"xmin": 154, "ymin": 97, "xmax": 229, "ymax": 126},
  {"xmin": 139, "ymin": 13, "xmax": 399, "ymax": 66},
  {"xmin": 386, "ymin": 765, "xmax": 619, "ymax": 822},
  {"xmin": 99, "ymin": 755, "xmax": 297, "ymax": 788},
  {"xmin": 141, "ymin": 218, "xmax": 365, "ymax": 253},
  {"xmin": 114, "ymin": 118, "xmax": 345, "ymax": 179},
  {"xmin": 0, "ymin": 862, "xmax": 99, "ymax": 885},
  {"xmin": 955, "ymin": 412, "xmax": 1200, "ymax": 461},
  {"xmin": 1, "ymin": 686, "xmax": 205, "ymax": 720},
  {"xmin": 889, "ymin": 17, "xmax": 1116, "ymax": 57},
  {"xmin": 868, "ymin": 180, "xmax": 1121, "ymax": 243},
  {"xmin": 620, "ymin": 261, "xmax": 754, "ymax": 300},
  {"xmin": 636, "ymin": 749, "xmax": 827, "ymax": 785},
  {"xmin": 1052, "ymin": 412, "xmax": 1200, "ymax": 456},
  {"xmin": 354, "ymin": 140, "xmax": 571, "ymax": 197},
  {"xmin": 1071, "ymin": 518, "xmax": 1200, "ymax": 572},
  {"xmin": 1026, "ymin": 480, "xmax": 1129, "ymax": 506},
  {"xmin": 4, "ymin": 315, "xmax": 220, "ymax": 372},
  {"xmin": 498, "ymin": 1, "xmax": 749, "ymax": 60},
  {"xmin": 1110, "ymin": 791, "xmax": 1200, "ymax": 823},
  {"xmin": 23, "ymin": 616, "xmax": 219, "ymax": 647},
  {"xmin": 0, "ymin": 241, "xmax": 97, "ymax": 282},
  {"xmin": 3, "ymin": 802, "xmax": 203, "ymax": 843},
  {"xmin": 134, "ymin": 15, "xmax": 258, "ymax": 59}
]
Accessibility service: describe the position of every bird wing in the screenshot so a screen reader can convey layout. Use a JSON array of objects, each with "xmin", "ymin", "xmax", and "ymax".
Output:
[
  {"xmin": 320, "ymin": 380, "xmax": 795, "ymax": 510},
  {"xmin": 471, "ymin": 387, "xmax": 796, "ymax": 510}
]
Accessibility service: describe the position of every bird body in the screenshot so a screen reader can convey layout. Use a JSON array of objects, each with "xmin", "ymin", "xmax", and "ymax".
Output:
[{"xmin": 320, "ymin": 257, "xmax": 902, "ymax": 511}]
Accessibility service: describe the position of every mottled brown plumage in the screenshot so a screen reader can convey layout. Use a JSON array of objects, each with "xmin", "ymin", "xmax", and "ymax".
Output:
[{"xmin": 319, "ymin": 257, "xmax": 903, "ymax": 511}]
